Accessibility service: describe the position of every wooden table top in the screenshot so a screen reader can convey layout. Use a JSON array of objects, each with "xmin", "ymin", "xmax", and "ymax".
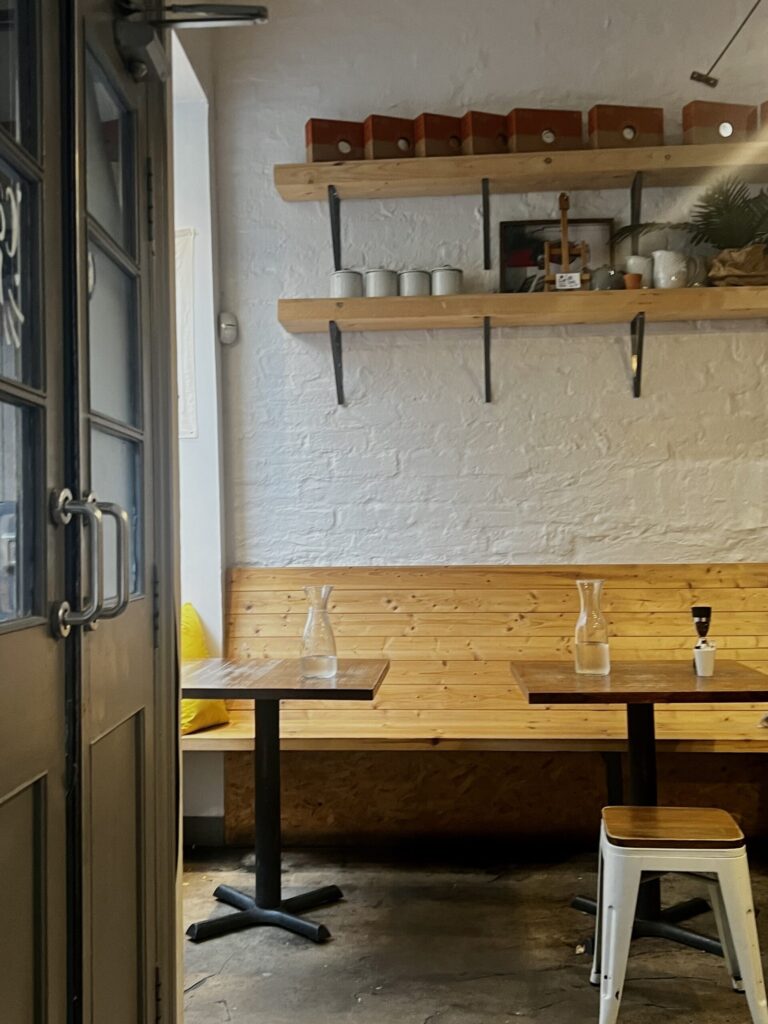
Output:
[
  {"xmin": 511, "ymin": 660, "xmax": 768, "ymax": 705},
  {"xmin": 181, "ymin": 658, "xmax": 389, "ymax": 701}
]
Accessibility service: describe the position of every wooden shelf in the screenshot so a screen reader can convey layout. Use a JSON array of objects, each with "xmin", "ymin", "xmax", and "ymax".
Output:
[
  {"xmin": 278, "ymin": 287, "xmax": 768, "ymax": 333},
  {"xmin": 275, "ymin": 142, "xmax": 768, "ymax": 201}
]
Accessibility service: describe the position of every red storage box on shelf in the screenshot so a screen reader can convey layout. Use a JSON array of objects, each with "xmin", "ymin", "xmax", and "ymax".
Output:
[
  {"xmin": 587, "ymin": 104, "xmax": 664, "ymax": 148},
  {"xmin": 460, "ymin": 111, "xmax": 508, "ymax": 155},
  {"xmin": 363, "ymin": 115, "xmax": 415, "ymax": 159},
  {"xmin": 682, "ymin": 100, "xmax": 757, "ymax": 144},
  {"xmin": 508, "ymin": 107, "xmax": 583, "ymax": 152},
  {"xmin": 305, "ymin": 119, "xmax": 365, "ymax": 162},
  {"xmin": 414, "ymin": 113, "xmax": 463, "ymax": 157}
]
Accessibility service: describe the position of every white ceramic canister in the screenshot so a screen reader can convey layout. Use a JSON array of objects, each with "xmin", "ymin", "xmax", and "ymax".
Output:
[
  {"xmin": 364, "ymin": 269, "xmax": 398, "ymax": 297},
  {"xmin": 398, "ymin": 270, "xmax": 431, "ymax": 296},
  {"xmin": 431, "ymin": 266, "xmax": 463, "ymax": 295},
  {"xmin": 652, "ymin": 250, "xmax": 689, "ymax": 289},
  {"xmin": 330, "ymin": 269, "xmax": 363, "ymax": 298},
  {"xmin": 625, "ymin": 254, "xmax": 653, "ymax": 288}
]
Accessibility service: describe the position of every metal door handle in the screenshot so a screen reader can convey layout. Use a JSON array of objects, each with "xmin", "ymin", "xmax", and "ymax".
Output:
[
  {"xmin": 50, "ymin": 488, "xmax": 104, "ymax": 638},
  {"xmin": 95, "ymin": 501, "xmax": 131, "ymax": 620}
]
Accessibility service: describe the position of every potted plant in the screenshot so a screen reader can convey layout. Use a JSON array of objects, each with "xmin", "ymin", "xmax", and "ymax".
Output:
[{"xmin": 615, "ymin": 176, "xmax": 768, "ymax": 286}]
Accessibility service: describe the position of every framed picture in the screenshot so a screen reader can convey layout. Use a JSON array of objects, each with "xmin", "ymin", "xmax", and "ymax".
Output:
[{"xmin": 499, "ymin": 218, "xmax": 615, "ymax": 292}]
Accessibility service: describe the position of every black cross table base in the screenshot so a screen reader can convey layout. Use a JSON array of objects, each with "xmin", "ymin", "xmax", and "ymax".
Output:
[
  {"xmin": 186, "ymin": 882, "xmax": 343, "ymax": 944},
  {"xmin": 186, "ymin": 701, "xmax": 342, "ymax": 944},
  {"xmin": 575, "ymin": 703, "xmax": 723, "ymax": 958}
]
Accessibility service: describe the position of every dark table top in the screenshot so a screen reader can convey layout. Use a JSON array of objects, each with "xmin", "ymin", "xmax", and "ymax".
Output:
[
  {"xmin": 181, "ymin": 658, "xmax": 389, "ymax": 701},
  {"xmin": 511, "ymin": 660, "xmax": 768, "ymax": 705}
]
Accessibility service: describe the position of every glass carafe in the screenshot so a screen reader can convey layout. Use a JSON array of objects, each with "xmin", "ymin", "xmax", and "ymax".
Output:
[
  {"xmin": 301, "ymin": 585, "xmax": 337, "ymax": 679},
  {"xmin": 574, "ymin": 579, "xmax": 610, "ymax": 675}
]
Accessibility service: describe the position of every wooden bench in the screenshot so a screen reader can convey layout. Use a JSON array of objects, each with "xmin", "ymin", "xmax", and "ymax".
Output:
[{"xmin": 182, "ymin": 563, "xmax": 768, "ymax": 755}]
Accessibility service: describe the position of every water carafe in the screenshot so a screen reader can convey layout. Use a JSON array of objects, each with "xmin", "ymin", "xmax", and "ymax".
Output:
[
  {"xmin": 574, "ymin": 579, "xmax": 610, "ymax": 675},
  {"xmin": 301, "ymin": 585, "xmax": 337, "ymax": 679}
]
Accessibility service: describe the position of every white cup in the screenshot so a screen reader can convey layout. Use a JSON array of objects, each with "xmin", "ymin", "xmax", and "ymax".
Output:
[
  {"xmin": 694, "ymin": 645, "xmax": 716, "ymax": 677},
  {"xmin": 330, "ymin": 270, "xmax": 363, "ymax": 298},
  {"xmin": 431, "ymin": 266, "xmax": 463, "ymax": 295},
  {"xmin": 365, "ymin": 269, "xmax": 398, "ymax": 297},
  {"xmin": 398, "ymin": 270, "xmax": 431, "ymax": 296}
]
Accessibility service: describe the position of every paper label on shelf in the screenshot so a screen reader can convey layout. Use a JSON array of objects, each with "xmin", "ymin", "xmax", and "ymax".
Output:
[{"xmin": 555, "ymin": 272, "xmax": 582, "ymax": 290}]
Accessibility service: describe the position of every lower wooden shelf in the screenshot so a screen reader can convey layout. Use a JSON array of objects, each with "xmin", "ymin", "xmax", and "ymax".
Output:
[{"xmin": 278, "ymin": 287, "xmax": 768, "ymax": 333}]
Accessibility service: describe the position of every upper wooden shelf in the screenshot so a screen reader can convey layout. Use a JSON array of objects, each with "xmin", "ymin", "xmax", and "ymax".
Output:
[
  {"xmin": 274, "ymin": 142, "xmax": 768, "ymax": 202},
  {"xmin": 278, "ymin": 287, "xmax": 768, "ymax": 333}
]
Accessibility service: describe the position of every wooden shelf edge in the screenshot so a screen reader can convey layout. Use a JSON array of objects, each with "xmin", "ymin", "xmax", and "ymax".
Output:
[
  {"xmin": 275, "ymin": 142, "xmax": 768, "ymax": 201},
  {"xmin": 278, "ymin": 288, "xmax": 768, "ymax": 333}
]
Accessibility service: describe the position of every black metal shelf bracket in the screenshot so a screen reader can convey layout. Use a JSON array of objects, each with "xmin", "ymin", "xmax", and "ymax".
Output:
[
  {"xmin": 328, "ymin": 184, "xmax": 342, "ymax": 271},
  {"xmin": 630, "ymin": 171, "xmax": 643, "ymax": 256},
  {"xmin": 630, "ymin": 311, "xmax": 645, "ymax": 398},
  {"xmin": 483, "ymin": 316, "xmax": 492, "ymax": 402},
  {"xmin": 482, "ymin": 177, "xmax": 491, "ymax": 270},
  {"xmin": 329, "ymin": 320, "xmax": 344, "ymax": 405}
]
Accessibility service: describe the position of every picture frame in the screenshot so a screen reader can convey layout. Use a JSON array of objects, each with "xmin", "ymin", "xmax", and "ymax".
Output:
[{"xmin": 499, "ymin": 217, "xmax": 615, "ymax": 293}]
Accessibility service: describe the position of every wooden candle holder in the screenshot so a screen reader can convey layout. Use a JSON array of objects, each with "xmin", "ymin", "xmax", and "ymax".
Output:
[
  {"xmin": 305, "ymin": 119, "xmax": 365, "ymax": 162},
  {"xmin": 682, "ymin": 101, "xmax": 757, "ymax": 144},
  {"xmin": 460, "ymin": 111, "xmax": 508, "ymax": 155},
  {"xmin": 364, "ymin": 115, "xmax": 415, "ymax": 159},
  {"xmin": 588, "ymin": 104, "xmax": 664, "ymax": 148},
  {"xmin": 508, "ymin": 107, "xmax": 583, "ymax": 152},
  {"xmin": 414, "ymin": 113, "xmax": 463, "ymax": 157}
]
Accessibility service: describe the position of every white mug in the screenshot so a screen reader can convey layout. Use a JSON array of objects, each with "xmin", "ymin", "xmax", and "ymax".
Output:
[
  {"xmin": 398, "ymin": 270, "xmax": 431, "ymax": 296},
  {"xmin": 431, "ymin": 266, "xmax": 463, "ymax": 295},
  {"xmin": 364, "ymin": 269, "xmax": 398, "ymax": 297},
  {"xmin": 652, "ymin": 250, "xmax": 691, "ymax": 289},
  {"xmin": 330, "ymin": 270, "xmax": 363, "ymax": 298},
  {"xmin": 694, "ymin": 645, "xmax": 716, "ymax": 677},
  {"xmin": 625, "ymin": 254, "xmax": 653, "ymax": 288}
]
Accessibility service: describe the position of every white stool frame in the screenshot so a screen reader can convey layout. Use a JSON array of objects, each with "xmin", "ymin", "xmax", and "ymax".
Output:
[{"xmin": 591, "ymin": 823, "xmax": 768, "ymax": 1024}]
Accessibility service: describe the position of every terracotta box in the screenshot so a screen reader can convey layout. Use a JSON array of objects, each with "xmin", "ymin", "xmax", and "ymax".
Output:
[
  {"xmin": 587, "ymin": 104, "xmax": 664, "ymax": 148},
  {"xmin": 508, "ymin": 107, "xmax": 583, "ymax": 152},
  {"xmin": 363, "ymin": 115, "xmax": 415, "ymax": 159},
  {"xmin": 305, "ymin": 118, "xmax": 364, "ymax": 162},
  {"xmin": 460, "ymin": 111, "xmax": 509, "ymax": 155},
  {"xmin": 414, "ymin": 113, "xmax": 463, "ymax": 157},
  {"xmin": 682, "ymin": 100, "xmax": 757, "ymax": 144}
]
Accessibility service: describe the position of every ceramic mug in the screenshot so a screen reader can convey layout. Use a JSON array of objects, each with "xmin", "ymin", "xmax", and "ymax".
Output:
[
  {"xmin": 364, "ymin": 269, "xmax": 398, "ymax": 297},
  {"xmin": 625, "ymin": 254, "xmax": 653, "ymax": 288},
  {"xmin": 330, "ymin": 270, "xmax": 363, "ymax": 298},
  {"xmin": 652, "ymin": 250, "xmax": 691, "ymax": 289},
  {"xmin": 431, "ymin": 266, "xmax": 463, "ymax": 295},
  {"xmin": 398, "ymin": 270, "xmax": 431, "ymax": 296}
]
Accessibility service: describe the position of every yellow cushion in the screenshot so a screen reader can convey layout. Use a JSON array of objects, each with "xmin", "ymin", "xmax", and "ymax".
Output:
[{"xmin": 180, "ymin": 603, "xmax": 230, "ymax": 735}]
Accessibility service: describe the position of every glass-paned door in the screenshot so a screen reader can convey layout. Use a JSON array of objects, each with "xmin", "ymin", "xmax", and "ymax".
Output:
[{"xmin": 0, "ymin": 3, "xmax": 68, "ymax": 1020}]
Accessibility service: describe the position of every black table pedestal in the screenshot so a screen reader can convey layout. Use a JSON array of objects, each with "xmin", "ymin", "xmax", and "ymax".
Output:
[
  {"xmin": 187, "ymin": 700, "xmax": 343, "ymax": 944},
  {"xmin": 574, "ymin": 702, "xmax": 722, "ymax": 957}
]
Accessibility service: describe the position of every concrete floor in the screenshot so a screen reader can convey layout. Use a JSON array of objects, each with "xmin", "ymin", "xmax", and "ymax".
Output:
[{"xmin": 183, "ymin": 847, "xmax": 768, "ymax": 1024}]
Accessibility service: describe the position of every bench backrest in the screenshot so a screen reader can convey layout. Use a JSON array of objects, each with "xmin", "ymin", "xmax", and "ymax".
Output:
[{"xmin": 226, "ymin": 564, "xmax": 768, "ymax": 742}]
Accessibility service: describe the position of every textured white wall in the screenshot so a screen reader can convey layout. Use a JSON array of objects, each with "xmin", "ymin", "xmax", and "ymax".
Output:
[{"xmin": 209, "ymin": 0, "xmax": 768, "ymax": 566}]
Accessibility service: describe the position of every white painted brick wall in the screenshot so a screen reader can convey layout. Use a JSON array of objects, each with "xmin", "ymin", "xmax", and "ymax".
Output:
[{"xmin": 209, "ymin": 0, "xmax": 768, "ymax": 566}]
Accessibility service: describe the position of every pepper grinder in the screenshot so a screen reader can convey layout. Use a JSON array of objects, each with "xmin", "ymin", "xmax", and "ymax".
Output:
[{"xmin": 691, "ymin": 605, "xmax": 716, "ymax": 676}]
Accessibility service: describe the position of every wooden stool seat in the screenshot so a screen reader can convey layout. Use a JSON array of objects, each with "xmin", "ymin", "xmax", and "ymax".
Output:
[{"xmin": 603, "ymin": 806, "xmax": 744, "ymax": 850}]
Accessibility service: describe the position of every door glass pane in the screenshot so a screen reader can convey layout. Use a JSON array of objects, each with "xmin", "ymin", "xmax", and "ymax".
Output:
[
  {"xmin": 0, "ymin": 1, "xmax": 37, "ymax": 153},
  {"xmin": 0, "ymin": 156, "xmax": 40, "ymax": 386},
  {"xmin": 85, "ymin": 51, "xmax": 133, "ymax": 251},
  {"xmin": 88, "ymin": 241, "xmax": 139, "ymax": 426},
  {"xmin": 91, "ymin": 429, "xmax": 141, "ymax": 599},
  {"xmin": 0, "ymin": 400, "xmax": 38, "ymax": 622}
]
